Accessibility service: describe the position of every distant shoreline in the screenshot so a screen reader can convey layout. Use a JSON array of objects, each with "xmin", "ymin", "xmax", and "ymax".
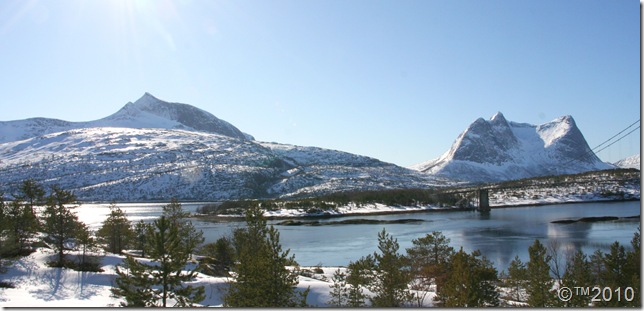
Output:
[{"xmin": 192, "ymin": 197, "xmax": 640, "ymax": 222}]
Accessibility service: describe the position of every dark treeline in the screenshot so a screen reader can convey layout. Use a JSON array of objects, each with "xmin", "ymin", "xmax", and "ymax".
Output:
[
  {"xmin": 199, "ymin": 188, "xmax": 473, "ymax": 215},
  {"xmin": 489, "ymin": 168, "xmax": 640, "ymax": 189}
]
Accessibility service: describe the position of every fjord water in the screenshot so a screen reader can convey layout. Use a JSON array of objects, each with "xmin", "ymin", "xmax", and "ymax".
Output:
[{"xmin": 75, "ymin": 201, "xmax": 640, "ymax": 272}]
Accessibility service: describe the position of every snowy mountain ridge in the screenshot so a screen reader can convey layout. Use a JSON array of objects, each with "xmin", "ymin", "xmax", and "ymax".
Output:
[
  {"xmin": 0, "ymin": 95, "xmax": 621, "ymax": 201},
  {"xmin": 411, "ymin": 112, "xmax": 614, "ymax": 182},
  {"xmin": 614, "ymin": 154, "xmax": 640, "ymax": 170},
  {"xmin": 0, "ymin": 126, "xmax": 444, "ymax": 201},
  {"xmin": 0, "ymin": 93, "xmax": 252, "ymax": 143}
]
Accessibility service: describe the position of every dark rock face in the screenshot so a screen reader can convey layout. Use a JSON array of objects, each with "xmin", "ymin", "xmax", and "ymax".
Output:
[{"xmin": 451, "ymin": 113, "xmax": 518, "ymax": 164}]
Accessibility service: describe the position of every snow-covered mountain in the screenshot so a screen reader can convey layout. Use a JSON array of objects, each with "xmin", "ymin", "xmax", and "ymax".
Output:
[
  {"xmin": 0, "ymin": 93, "xmax": 252, "ymax": 143},
  {"xmin": 0, "ymin": 94, "xmax": 444, "ymax": 201},
  {"xmin": 411, "ymin": 112, "xmax": 614, "ymax": 182},
  {"xmin": 614, "ymin": 154, "xmax": 640, "ymax": 170}
]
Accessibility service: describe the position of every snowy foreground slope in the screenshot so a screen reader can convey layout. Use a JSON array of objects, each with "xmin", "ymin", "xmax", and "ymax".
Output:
[
  {"xmin": 412, "ymin": 112, "xmax": 614, "ymax": 182},
  {"xmin": 0, "ymin": 94, "xmax": 445, "ymax": 201},
  {"xmin": 0, "ymin": 248, "xmax": 432, "ymax": 307}
]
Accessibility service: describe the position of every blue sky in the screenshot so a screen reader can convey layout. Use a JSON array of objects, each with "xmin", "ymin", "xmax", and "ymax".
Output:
[{"xmin": 0, "ymin": 0, "xmax": 640, "ymax": 166}]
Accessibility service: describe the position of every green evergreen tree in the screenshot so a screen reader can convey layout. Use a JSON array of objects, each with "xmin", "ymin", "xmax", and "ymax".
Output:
[
  {"xmin": 132, "ymin": 220, "xmax": 150, "ymax": 257},
  {"xmin": 369, "ymin": 228, "xmax": 413, "ymax": 307},
  {"xmin": 147, "ymin": 216, "xmax": 205, "ymax": 307},
  {"xmin": 526, "ymin": 239, "xmax": 555, "ymax": 307},
  {"xmin": 561, "ymin": 249, "xmax": 592, "ymax": 307},
  {"xmin": 405, "ymin": 231, "xmax": 454, "ymax": 298},
  {"xmin": 42, "ymin": 186, "xmax": 83, "ymax": 267},
  {"xmin": 597, "ymin": 241, "xmax": 630, "ymax": 307},
  {"xmin": 162, "ymin": 198, "xmax": 204, "ymax": 256},
  {"xmin": 199, "ymin": 236, "xmax": 236, "ymax": 273},
  {"xmin": 112, "ymin": 216, "xmax": 205, "ymax": 307},
  {"xmin": 96, "ymin": 204, "xmax": 133, "ymax": 255},
  {"xmin": 4, "ymin": 200, "xmax": 39, "ymax": 255},
  {"xmin": 328, "ymin": 269, "xmax": 349, "ymax": 307},
  {"xmin": 75, "ymin": 222, "xmax": 102, "ymax": 271},
  {"xmin": 437, "ymin": 248, "xmax": 499, "ymax": 307},
  {"xmin": 470, "ymin": 250, "xmax": 500, "ymax": 307},
  {"xmin": 212, "ymin": 236, "xmax": 236, "ymax": 267},
  {"xmin": 223, "ymin": 206, "xmax": 308, "ymax": 307},
  {"xmin": 437, "ymin": 248, "xmax": 471, "ymax": 307},
  {"xmin": 112, "ymin": 255, "xmax": 154, "ymax": 307},
  {"xmin": 345, "ymin": 256, "xmax": 373, "ymax": 307},
  {"xmin": 505, "ymin": 255, "xmax": 527, "ymax": 302},
  {"xmin": 625, "ymin": 230, "xmax": 640, "ymax": 307},
  {"xmin": 16, "ymin": 179, "xmax": 45, "ymax": 224},
  {"xmin": 589, "ymin": 249, "xmax": 605, "ymax": 284}
]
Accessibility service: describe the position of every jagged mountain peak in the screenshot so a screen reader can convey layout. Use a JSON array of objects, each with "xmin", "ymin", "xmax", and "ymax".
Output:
[
  {"xmin": 412, "ymin": 112, "xmax": 612, "ymax": 182},
  {"xmin": 490, "ymin": 111, "xmax": 507, "ymax": 123}
]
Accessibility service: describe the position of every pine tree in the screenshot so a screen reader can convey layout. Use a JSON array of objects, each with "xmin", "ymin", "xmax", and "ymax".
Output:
[
  {"xmin": 4, "ymin": 200, "xmax": 39, "ymax": 255},
  {"xmin": 625, "ymin": 230, "xmax": 640, "ymax": 307},
  {"xmin": 162, "ymin": 198, "xmax": 204, "ymax": 255},
  {"xmin": 437, "ymin": 248, "xmax": 471, "ymax": 307},
  {"xmin": 405, "ymin": 231, "xmax": 454, "ymax": 298},
  {"xmin": 112, "ymin": 216, "xmax": 205, "ymax": 307},
  {"xmin": 112, "ymin": 255, "xmax": 154, "ymax": 307},
  {"xmin": 75, "ymin": 223, "xmax": 101, "ymax": 271},
  {"xmin": 345, "ymin": 256, "xmax": 373, "ymax": 307},
  {"xmin": 146, "ymin": 216, "xmax": 204, "ymax": 307},
  {"xmin": 470, "ymin": 250, "xmax": 499, "ymax": 307},
  {"xmin": 328, "ymin": 269, "xmax": 349, "ymax": 307},
  {"xmin": 369, "ymin": 228, "xmax": 413, "ymax": 307},
  {"xmin": 561, "ymin": 250, "xmax": 592, "ymax": 307},
  {"xmin": 597, "ymin": 241, "xmax": 629, "ymax": 307},
  {"xmin": 506, "ymin": 255, "xmax": 527, "ymax": 302},
  {"xmin": 42, "ymin": 186, "xmax": 83, "ymax": 267},
  {"xmin": 16, "ymin": 179, "xmax": 44, "ymax": 224},
  {"xmin": 96, "ymin": 204, "xmax": 133, "ymax": 255},
  {"xmin": 589, "ymin": 249, "xmax": 605, "ymax": 284},
  {"xmin": 223, "ymin": 206, "xmax": 308, "ymax": 307},
  {"xmin": 199, "ymin": 236, "xmax": 236, "ymax": 275},
  {"xmin": 132, "ymin": 220, "xmax": 150, "ymax": 257},
  {"xmin": 437, "ymin": 248, "xmax": 499, "ymax": 307},
  {"xmin": 526, "ymin": 239, "xmax": 555, "ymax": 307}
]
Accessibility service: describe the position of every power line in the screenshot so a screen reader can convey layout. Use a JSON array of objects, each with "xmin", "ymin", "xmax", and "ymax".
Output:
[
  {"xmin": 590, "ymin": 119, "xmax": 640, "ymax": 152},
  {"xmin": 557, "ymin": 119, "xmax": 640, "ymax": 167},
  {"xmin": 593, "ymin": 125, "xmax": 640, "ymax": 155}
]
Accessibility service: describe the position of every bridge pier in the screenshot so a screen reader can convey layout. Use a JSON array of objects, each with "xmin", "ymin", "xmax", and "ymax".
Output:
[{"xmin": 477, "ymin": 189, "xmax": 490, "ymax": 212}]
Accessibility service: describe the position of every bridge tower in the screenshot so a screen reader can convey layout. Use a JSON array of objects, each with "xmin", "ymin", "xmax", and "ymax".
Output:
[{"xmin": 477, "ymin": 189, "xmax": 490, "ymax": 212}]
